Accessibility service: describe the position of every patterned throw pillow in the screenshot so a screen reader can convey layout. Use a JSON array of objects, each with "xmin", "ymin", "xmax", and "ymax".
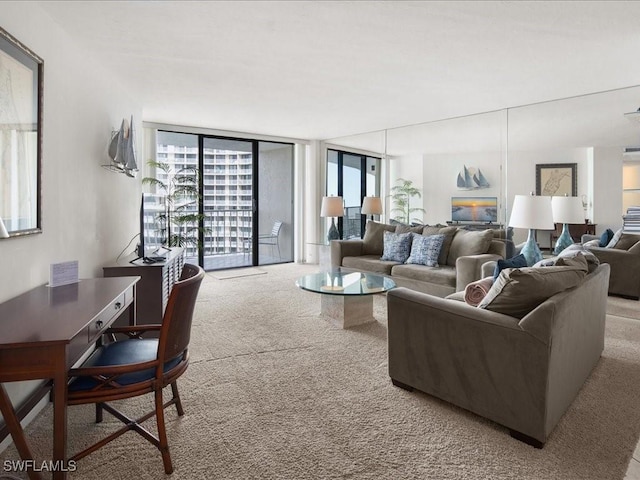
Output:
[
  {"xmin": 405, "ymin": 233, "xmax": 445, "ymax": 267},
  {"xmin": 380, "ymin": 231, "xmax": 413, "ymax": 263}
]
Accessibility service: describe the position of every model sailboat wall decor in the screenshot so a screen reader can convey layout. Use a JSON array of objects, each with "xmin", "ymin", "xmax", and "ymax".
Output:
[
  {"xmin": 456, "ymin": 165, "xmax": 490, "ymax": 190},
  {"xmin": 104, "ymin": 115, "xmax": 139, "ymax": 177}
]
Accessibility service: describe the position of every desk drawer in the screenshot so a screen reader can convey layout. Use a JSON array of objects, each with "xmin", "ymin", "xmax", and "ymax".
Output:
[{"xmin": 87, "ymin": 289, "xmax": 129, "ymax": 342}]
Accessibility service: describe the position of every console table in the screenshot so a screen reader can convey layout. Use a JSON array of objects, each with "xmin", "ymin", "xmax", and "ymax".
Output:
[
  {"xmin": 103, "ymin": 247, "xmax": 184, "ymax": 325},
  {"xmin": 0, "ymin": 276, "xmax": 139, "ymax": 479}
]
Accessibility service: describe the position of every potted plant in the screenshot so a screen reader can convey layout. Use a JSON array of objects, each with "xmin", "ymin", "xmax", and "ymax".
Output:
[
  {"xmin": 390, "ymin": 178, "xmax": 425, "ymax": 224},
  {"xmin": 142, "ymin": 160, "xmax": 205, "ymax": 248}
]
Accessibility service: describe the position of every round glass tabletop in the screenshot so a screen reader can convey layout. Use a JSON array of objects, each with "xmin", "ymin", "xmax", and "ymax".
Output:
[{"xmin": 296, "ymin": 271, "xmax": 396, "ymax": 296}]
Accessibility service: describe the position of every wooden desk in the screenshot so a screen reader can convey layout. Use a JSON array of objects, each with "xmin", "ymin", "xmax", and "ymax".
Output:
[{"xmin": 0, "ymin": 277, "xmax": 139, "ymax": 480}]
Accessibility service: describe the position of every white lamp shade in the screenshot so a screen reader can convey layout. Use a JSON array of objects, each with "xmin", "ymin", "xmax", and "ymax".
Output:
[
  {"xmin": 0, "ymin": 217, "xmax": 9, "ymax": 238},
  {"xmin": 508, "ymin": 195, "xmax": 555, "ymax": 230},
  {"xmin": 320, "ymin": 196, "xmax": 344, "ymax": 217},
  {"xmin": 551, "ymin": 196, "xmax": 585, "ymax": 224},
  {"xmin": 361, "ymin": 196, "xmax": 383, "ymax": 215}
]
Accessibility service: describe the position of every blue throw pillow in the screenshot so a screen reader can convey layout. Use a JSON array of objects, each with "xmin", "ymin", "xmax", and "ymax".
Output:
[
  {"xmin": 599, "ymin": 228, "xmax": 614, "ymax": 247},
  {"xmin": 405, "ymin": 233, "xmax": 445, "ymax": 267},
  {"xmin": 380, "ymin": 231, "xmax": 413, "ymax": 263},
  {"xmin": 493, "ymin": 253, "xmax": 528, "ymax": 280}
]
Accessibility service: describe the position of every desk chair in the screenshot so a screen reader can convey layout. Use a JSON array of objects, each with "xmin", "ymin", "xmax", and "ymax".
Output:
[
  {"xmin": 66, "ymin": 263, "xmax": 205, "ymax": 474},
  {"xmin": 258, "ymin": 221, "xmax": 283, "ymax": 260}
]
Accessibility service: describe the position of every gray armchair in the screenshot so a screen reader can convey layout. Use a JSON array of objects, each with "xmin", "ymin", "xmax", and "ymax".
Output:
[{"xmin": 582, "ymin": 232, "xmax": 640, "ymax": 299}]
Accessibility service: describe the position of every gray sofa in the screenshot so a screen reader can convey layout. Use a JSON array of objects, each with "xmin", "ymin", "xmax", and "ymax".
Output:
[
  {"xmin": 582, "ymin": 232, "xmax": 640, "ymax": 299},
  {"xmin": 330, "ymin": 221, "xmax": 506, "ymax": 297},
  {"xmin": 387, "ymin": 260, "xmax": 610, "ymax": 446}
]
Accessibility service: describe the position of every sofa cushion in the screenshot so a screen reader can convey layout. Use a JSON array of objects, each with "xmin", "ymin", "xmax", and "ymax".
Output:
[
  {"xmin": 391, "ymin": 263, "xmax": 457, "ymax": 288},
  {"xmin": 557, "ymin": 244, "xmax": 600, "ymax": 273},
  {"xmin": 362, "ymin": 221, "xmax": 396, "ymax": 255},
  {"xmin": 395, "ymin": 224, "xmax": 424, "ymax": 234},
  {"xmin": 422, "ymin": 226, "xmax": 457, "ymax": 266},
  {"xmin": 478, "ymin": 259, "xmax": 588, "ymax": 319},
  {"xmin": 493, "ymin": 253, "xmax": 527, "ymax": 280},
  {"xmin": 342, "ymin": 255, "xmax": 399, "ymax": 275},
  {"xmin": 381, "ymin": 231, "xmax": 413, "ymax": 262},
  {"xmin": 405, "ymin": 233, "xmax": 445, "ymax": 267},
  {"xmin": 446, "ymin": 229, "xmax": 493, "ymax": 266},
  {"xmin": 612, "ymin": 233, "xmax": 640, "ymax": 251}
]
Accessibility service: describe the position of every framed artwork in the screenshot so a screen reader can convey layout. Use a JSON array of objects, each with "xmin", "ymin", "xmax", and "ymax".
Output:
[
  {"xmin": 536, "ymin": 163, "xmax": 577, "ymax": 197},
  {"xmin": 0, "ymin": 26, "xmax": 43, "ymax": 237}
]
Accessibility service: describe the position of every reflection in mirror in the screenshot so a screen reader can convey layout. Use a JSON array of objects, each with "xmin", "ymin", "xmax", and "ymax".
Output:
[
  {"xmin": 506, "ymin": 85, "xmax": 640, "ymax": 248},
  {"xmin": 0, "ymin": 27, "xmax": 43, "ymax": 238}
]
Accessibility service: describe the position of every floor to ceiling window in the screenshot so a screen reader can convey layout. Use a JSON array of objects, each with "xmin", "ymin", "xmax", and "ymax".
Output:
[
  {"xmin": 151, "ymin": 130, "xmax": 294, "ymax": 270},
  {"xmin": 327, "ymin": 149, "xmax": 381, "ymax": 239}
]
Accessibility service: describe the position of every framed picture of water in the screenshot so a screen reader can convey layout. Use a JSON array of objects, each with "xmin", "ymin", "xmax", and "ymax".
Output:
[{"xmin": 451, "ymin": 197, "xmax": 498, "ymax": 223}]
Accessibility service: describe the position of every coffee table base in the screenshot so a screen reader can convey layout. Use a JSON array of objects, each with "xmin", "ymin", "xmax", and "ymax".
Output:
[{"xmin": 321, "ymin": 294, "xmax": 375, "ymax": 328}]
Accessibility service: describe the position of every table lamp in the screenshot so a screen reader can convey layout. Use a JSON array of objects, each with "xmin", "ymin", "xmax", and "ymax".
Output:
[
  {"xmin": 508, "ymin": 193, "xmax": 554, "ymax": 266},
  {"xmin": 361, "ymin": 196, "xmax": 383, "ymax": 220},
  {"xmin": 551, "ymin": 195, "xmax": 585, "ymax": 254},
  {"xmin": 0, "ymin": 217, "xmax": 9, "ymax": 238},
  {"xmin": 321, "ymin": 196, "xmax": 344, "ymax": 241}
]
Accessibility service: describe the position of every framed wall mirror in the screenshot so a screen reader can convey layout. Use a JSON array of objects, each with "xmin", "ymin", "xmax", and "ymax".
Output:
[{"xmin": 0, "ymin": 26, "xmax": 43, "ymax": 238}]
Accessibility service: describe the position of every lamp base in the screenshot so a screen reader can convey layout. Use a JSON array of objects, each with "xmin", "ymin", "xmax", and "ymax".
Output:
[
  {"xmin": 521, "ymin": 229, "xmax": 543, "ymax": 266},
  {"xmin": 553, "ymin": 223, "xmax": 574, "ymax": 255},
  {"xmin": 327, "ymin": 218, "xmax": 339, "ymax": 241}
]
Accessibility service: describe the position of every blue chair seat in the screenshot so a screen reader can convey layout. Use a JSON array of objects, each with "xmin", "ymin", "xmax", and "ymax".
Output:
[{"xmin": 69, "ymin": 339, "xmax": 182, "ymax": 392}]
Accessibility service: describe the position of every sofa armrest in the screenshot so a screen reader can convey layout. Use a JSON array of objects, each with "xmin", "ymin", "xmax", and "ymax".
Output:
[
  {"xmin": 330, "ymin": 240, "xmax": 364, "ymax": 268},
  {"xmin": 581, "ymin": 234, "xmax": 599, "ymax": 244},
  {"xmin": 584, "ymin": 246, "xmax": 640, "ymax": 298},
  {"xmin": 455, "ymin": 254, "xmax": 502, "ymax": 292}
]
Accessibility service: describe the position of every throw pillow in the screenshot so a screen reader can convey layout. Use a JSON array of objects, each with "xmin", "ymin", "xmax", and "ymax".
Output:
[
  {"xmin": 477, "ymin": 263, "xmax": 587, "ymax": 319},
  {"xmin": 606, "ymin": 228, "xmax": 623, "ymax": 248},
  {"xmin": 405, "ymin": 233, "xmax": 445, "ymax": 267},
  {"xmin": 612, "ymin": 233, "xmax": 640, "ymax": 251},
  {"xmin": 557, "ymin": 244, "xmax": 599, "ymax": 273},
  {"xmin": 446, "ymin": 229, "xmax": 493, "ymax": 266},
  {"xmin": 362, "ymin": 221, "xmax": 395, "ymax": 255},
  {"xmin": 380, "ymin": 231, "xmax": 413, "ymax": 263},
  {"xmin": 599, "ymin": 228, "xmax": 614, "ymax": 247},
  {"xmin": 492, "ymin": 253, "xmax": 527, "ymax": 281},
  {"xmin": 422, "ymin": 226, "xmax": 457, "ymax": 266}
]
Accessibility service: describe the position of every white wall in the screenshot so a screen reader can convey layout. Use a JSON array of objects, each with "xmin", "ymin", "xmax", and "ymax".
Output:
[{"xmin": 0, "ymin": 2, "xmax": 141, "ymax": 432}]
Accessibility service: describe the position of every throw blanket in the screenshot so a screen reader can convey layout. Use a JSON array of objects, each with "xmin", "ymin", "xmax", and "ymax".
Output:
[{"xmin": 464, "ymin": 276, "xmax": 494, "ymax": 307}]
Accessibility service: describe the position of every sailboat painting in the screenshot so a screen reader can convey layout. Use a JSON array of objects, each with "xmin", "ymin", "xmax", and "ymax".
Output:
[
  {"xmin": 106, "ymin": 115, "xmax": 138, "ymax": 177},
  {"xmin": 456, "ymin": 165, "xmax": 490, "ymax": 190}
]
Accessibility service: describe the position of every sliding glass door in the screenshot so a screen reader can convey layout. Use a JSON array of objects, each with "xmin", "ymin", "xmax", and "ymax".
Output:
[
  {"xmin": 327, "ymin": 149, "xmax": 381, "ymax": 239},
  {"xmin": 154, "ymin": 131, "xmax": 294, "ymax": 270}
]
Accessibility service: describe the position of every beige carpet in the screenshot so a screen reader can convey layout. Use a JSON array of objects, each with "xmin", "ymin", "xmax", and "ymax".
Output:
[
  {"xmin": 3, "ymin": 263, "xmax": 640, "ymax": 479},
  {"xmin": 607, "ymin": 295, "xmax": 640, "ymax": 320},
  {"xmin": 209, "ymin": 267, "xmax": 267, "ymax": 280}
]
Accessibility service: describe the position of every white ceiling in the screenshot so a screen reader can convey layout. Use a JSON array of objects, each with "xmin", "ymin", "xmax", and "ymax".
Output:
[{"xmin": 37, "ymin": 1, "xmax": 640, "ymax": 141}]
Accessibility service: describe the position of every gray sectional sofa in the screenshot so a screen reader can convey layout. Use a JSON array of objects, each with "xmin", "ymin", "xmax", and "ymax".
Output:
[
  {"xmin": 387, "ymin": 257, "xmax": 610, "ymax": 446},
  {"xmin": 330, "ymin": 221, "xmax": 506, "ymax": 297}
]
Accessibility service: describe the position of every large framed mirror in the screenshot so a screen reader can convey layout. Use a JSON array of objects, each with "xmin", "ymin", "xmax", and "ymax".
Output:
[{"xmin": 0, "ymin": 26, "xmax": 43, "ymax": 238}]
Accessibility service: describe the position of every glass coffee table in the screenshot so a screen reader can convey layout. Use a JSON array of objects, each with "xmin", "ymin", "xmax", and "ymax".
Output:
[{"xmin": 296, "ymin": 270, "xmax": 396, "ymax": 328}]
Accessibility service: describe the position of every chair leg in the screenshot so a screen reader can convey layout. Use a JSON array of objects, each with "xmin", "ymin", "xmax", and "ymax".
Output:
[
  {"xmin": 155, "ymin": 388, "xmax": 174, "ymax": 474},
  {"xmin": 171, "ymin": 382, "xmax": 184, "ymax": 416},
  {"xmin": 95, "ymin": 403, "xmax": 103, "ymax": 423}
]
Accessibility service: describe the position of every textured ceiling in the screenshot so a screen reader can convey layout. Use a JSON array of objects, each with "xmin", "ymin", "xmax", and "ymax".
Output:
[{"xmin": 37, "ymin": 1, "xmax": 640, "ymax": 140}]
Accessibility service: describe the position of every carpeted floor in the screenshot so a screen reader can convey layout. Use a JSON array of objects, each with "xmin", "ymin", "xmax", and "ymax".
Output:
[{"xmin": 3, "ymin": 262, "xmax": 640, "ymax": 479}]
